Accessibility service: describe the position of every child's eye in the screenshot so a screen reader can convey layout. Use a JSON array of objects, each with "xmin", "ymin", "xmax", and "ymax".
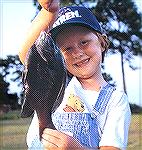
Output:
[
  {"xmin": 62, "ymin": 47, "xmax": 73, "ymax": 53},
  {"xmin": 65, "ymin": 47, "xmax": 72, "ymax": 51},
  {"xmin": 80, "ymin": 40, "xmax": 88, "ymax": 45}
]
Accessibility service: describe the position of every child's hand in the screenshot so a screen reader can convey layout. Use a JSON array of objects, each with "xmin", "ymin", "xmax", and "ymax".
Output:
[
  {"xmin": 38, "ymin": 0, "xmax": 60, "ymax": 12},
  {"xmin": 42, "ymin": 128, "xmax": 83, "ymax": 149}
]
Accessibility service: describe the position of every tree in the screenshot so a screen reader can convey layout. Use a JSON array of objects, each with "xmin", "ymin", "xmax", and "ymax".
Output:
[
  {"xmin": 0, "ymin": 55, "xmax": 23, "ymax": 86},
  {"xmin": 0, "ymin": 74, "xmax": 9, "ymax": 105},
  {"xmin": 0, "ymin": 75, "xmax": 19, "ymax": 109},
  {"xmin": 130, "ymin": 104, "xmax": 142, "ymax": 114},
  {"xmin": 93, "ymin": 0, "xmax": 142, "ymax": 93},
  {"xmin": 0, "ymin": 55, "xmax": 23, "ymax": 107}
]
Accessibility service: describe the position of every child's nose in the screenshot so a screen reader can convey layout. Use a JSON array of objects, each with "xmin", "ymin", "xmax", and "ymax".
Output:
[{"xmin": 72, "ymin": 46, "xmax": 84, "ymax": 59}]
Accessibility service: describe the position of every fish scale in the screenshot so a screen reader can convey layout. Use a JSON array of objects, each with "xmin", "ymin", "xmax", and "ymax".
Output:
[{"xmin": 21, "ymin": 32, "xmax": 67, "ymax": 139}]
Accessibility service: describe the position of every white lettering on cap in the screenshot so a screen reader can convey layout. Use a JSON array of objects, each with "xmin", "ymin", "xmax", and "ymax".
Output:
[{"xmin": 53, "ymin": 10, "xmax": 82, "ymax": 28}]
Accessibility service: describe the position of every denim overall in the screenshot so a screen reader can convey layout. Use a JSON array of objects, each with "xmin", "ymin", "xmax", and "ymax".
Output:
[{"xmin": 52, "ymin": 84, "xmax": 116, "ymax": 148}]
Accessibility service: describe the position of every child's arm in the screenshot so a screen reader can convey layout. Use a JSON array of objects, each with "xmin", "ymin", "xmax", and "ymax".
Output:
[{"xmin": 19, "ymin": 0, "xmax": 59, "ymax": 64}]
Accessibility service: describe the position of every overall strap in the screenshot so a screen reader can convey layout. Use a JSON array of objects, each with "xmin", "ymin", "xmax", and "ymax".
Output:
[{"xmin": 92, "ymin": 84, "xmax": 116, "ymax": 115}]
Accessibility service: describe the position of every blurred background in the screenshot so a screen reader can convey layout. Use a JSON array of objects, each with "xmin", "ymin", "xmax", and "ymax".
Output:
[{"xmin": 0, "ymin": 0, "xmax": 142, "ymax": 149}]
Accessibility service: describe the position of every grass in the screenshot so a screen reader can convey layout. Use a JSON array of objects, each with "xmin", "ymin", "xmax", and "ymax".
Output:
[
  {"xmin": 127, "ymin": 114, "xmax": 142, "ymax": 150},
  {"xmin": 0, "ymin": 111, "xmax": 142, "ymax": 150},
  {"xmin": 0, "ymin": 110, "xmax": 21, "ymax": 121},
  {"xmin": 0, "ymin": 111, "xmax": 32, "ymax": 150}
]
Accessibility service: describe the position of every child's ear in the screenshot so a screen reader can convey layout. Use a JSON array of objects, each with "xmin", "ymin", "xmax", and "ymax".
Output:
[
  {"xmin": 96, "ymin": 33, "xmax": 110, "ymax": 63},
  {"xmin": 101, "ymin": 45, "xmax": 105, "ymax": 52},
  {"xmin": 101, "ymin": 34, "xmax": 110, "ymax": 51},
  {"xmin": 100, "ymin": 37, "xmax": 106, "ymax": 52},
  {"xmin": 96, "ymin": 32, "xmax": 110, "ymax": 52}
]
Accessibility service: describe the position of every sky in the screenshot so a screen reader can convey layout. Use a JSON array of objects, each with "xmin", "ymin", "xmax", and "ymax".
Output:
[
  {"xmin": 0, "ymin": 0, "xmax": 142, "ymax": 106},
  {"xmin": 1, "ymin": 0, "xmax": 36, "ymax": 58}
]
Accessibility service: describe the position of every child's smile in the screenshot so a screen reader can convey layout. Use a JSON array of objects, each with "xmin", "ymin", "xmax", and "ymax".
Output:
[{"xmin": 73, "ymin": 57, "xmax": 90, "ymax": 68}]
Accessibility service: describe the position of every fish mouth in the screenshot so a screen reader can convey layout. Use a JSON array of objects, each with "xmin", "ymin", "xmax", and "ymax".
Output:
[{"xmin": 73, "ymin": 58, "xmax": 90, "ymax": 67}]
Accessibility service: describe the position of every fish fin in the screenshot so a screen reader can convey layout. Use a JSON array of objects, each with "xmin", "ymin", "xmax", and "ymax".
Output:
[{"xmin": 20, "ymin": 97, "xmax": 34, "ymax": 118}]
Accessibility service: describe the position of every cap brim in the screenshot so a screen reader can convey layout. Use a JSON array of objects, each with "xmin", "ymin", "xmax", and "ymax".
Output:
[{"xmin": 50, "ymin": 19, "xmax": 102, "ymax": 42}]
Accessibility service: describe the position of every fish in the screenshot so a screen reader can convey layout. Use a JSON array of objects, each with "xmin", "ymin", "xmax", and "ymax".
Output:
[{"xmin": 20, "ymin": 32, "xmax": 67, "ymax": 139}]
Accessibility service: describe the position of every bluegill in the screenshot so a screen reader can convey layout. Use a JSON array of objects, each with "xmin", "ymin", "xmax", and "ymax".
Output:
[{"xmin": 21, "ymin": 32, "xmax": 66, "ymax": 139}]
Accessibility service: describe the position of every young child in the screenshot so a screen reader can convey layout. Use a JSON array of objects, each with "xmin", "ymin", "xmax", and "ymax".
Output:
[{"xmin": 19, "ymin": 0, "xmax": 131, "ymax": 149}]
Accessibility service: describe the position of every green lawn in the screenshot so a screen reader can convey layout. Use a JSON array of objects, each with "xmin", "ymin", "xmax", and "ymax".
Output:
[
  {"xmin": 0, "ymin": 111, "xmax": 142, "ymax": 150},
  {"xmin": 127, "ymin": 114, "xmax": 142, "ymax": 150},
  {"xmin": 0, "ymin": 111, "xmax": 31, "ymax": 150}
]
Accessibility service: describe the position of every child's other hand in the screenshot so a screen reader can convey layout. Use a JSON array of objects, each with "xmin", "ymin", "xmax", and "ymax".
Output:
[
  {"xmin": 38, "ymin": 0, "xmax": 60, "ymax": 12},
  {"xmin": 42, "ymin": 128, "xmax": 83, "ymax": 150}
]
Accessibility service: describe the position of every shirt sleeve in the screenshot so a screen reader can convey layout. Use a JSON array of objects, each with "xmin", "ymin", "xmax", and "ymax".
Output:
[
  {"xmin": 26, "ymin": 112, "xmax": 44, "ymax": 149},
  {"xmin": 99, "ymin": 92, "xmax": 131, "ymax": 150}
]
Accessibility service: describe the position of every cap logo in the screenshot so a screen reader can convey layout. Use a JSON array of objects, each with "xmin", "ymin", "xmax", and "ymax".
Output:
[{"xmin": 53, "ymin": 10, "xmax": 82, "ymax": 28}]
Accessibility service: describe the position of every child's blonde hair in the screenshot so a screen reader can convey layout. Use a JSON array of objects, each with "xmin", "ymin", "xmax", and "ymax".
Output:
[{"xmin": 96, "ymin": 32, "xmax": 110, "ymax": 62}]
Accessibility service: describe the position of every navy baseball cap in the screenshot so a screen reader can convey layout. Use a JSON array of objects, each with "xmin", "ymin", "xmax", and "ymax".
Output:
[{"xmin": 49, "ymin": 6, "xmax": 103, "ymax": 40}]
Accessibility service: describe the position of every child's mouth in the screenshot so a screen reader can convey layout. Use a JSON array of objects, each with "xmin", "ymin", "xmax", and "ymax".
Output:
[{"xmin": 74, "ymin": 58, "xmax": 90, "ymax": 67}]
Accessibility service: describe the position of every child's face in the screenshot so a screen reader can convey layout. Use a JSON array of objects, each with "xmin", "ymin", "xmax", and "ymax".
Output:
[{"xmin": 56, "ymin": 26, "xmax": 104, "ymax": 79}]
